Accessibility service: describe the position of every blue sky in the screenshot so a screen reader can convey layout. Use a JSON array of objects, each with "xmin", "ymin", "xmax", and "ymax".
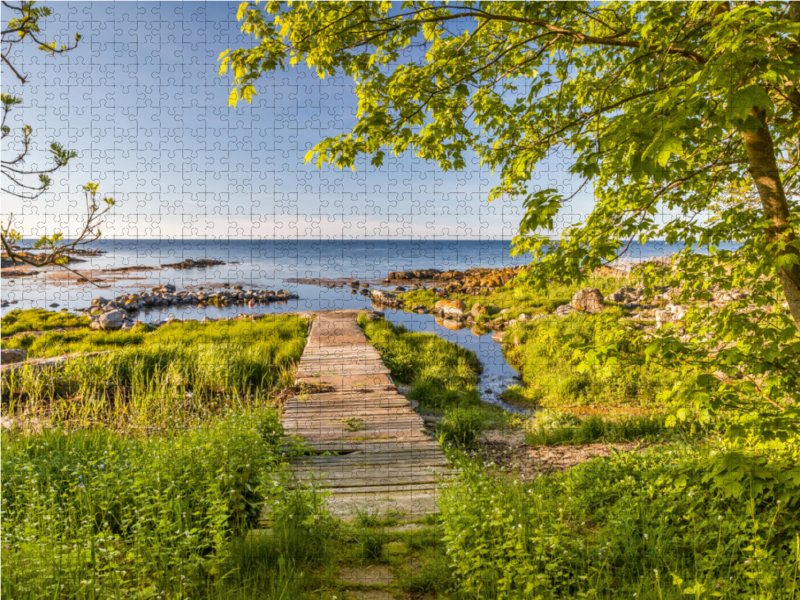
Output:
[{"xmin": 1, "ymin": 1, "xmax": 592, "ymax": 241}]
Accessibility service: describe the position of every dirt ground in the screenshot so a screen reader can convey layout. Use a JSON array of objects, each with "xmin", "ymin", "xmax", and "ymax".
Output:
[{"xmin": 478, "ymin": 427, "xmax": 648, "ymax": 479}]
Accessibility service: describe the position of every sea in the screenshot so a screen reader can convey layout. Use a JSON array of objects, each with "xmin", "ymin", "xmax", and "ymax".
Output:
[{"xmin": 1, "ymin": 239, "xmax": 695, "ymax": 412}]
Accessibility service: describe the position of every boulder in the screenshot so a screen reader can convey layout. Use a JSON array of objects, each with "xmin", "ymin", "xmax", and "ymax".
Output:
[
  {"xmin": 97, "ymin": 309, "xmax": 125, "ymax": 331},
  {"xmin": 471, "ymin": 303, "xmax": 487, "ymax": 317},
  {"xmin": 571, "ymin": 288, "xmax": 605, "ymax": 313},
  {"xmin": 1, "ymin": 348, "xmax": 27, "ymax": 364},
  {"xmin": 435, "ymin": 298, "xmax": 466, "ymax": 317}
]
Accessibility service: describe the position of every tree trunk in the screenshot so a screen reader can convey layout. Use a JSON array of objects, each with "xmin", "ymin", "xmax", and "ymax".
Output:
[{"xmin": 742, "ymin": 106, "xmax": 800, "ymax": 332}]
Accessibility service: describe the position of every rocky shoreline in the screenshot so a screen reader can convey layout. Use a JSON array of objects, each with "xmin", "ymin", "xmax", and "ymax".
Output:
[{"xmin": 81, "ymin": 284, "xmax": 298, "ymax": 331}]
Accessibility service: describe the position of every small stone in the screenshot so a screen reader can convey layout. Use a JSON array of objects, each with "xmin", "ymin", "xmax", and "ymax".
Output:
[
  {"xmin": 1, "ymin": 348, "xmax": 27, "ymax": 364},
  {"xmin": 49, "ymin": 303, "xmax": 60, "ymax": 308}
]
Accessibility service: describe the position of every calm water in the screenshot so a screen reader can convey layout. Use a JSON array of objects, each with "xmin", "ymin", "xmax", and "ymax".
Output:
[{"xmin": 1, "ymin": 239, "xmax": 688, "ymax": 412}]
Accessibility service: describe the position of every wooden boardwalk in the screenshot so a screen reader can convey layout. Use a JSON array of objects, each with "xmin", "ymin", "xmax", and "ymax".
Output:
[{"xmin": 282, "ymin": 311, "xmax": 449, "ymax": 519}]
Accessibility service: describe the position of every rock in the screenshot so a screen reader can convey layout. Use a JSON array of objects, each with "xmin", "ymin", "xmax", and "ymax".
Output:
[
  {"xmin": 553, "ymin": 304, "xmax": 575, "ymax": 317},
  {"xmin": 435, "ymin": 298, "xmax": 466, "ymax": 317},
  {"xmin": 518, "ymin": 313, "xmax": 530, "ymax": 322},
  {"xmin": 571, "ymin": 287, "xmax": 605, "ymax": 313},
  {"xmin": 491, "ymin": 331, "xmax": 505, "ymax": 343},
  {"xmin": 97, "ymin": 309, "xmax": 125, "ymax": 331},
  {"xmin": 395, "ymin": 286, "xmax": 406, "ymax": 292},
  {"xmin": 91, "ymin": 296, "xmax": 110, "ymax": 307},
  {"xmin": 655, "ymin": 304, "xmax": 688, "ymax": 331},
  {"xmin": 49, "ymin": 303, "xmax": 60, "ymax": 308},
  {"xmin": 161, "ymin": 259, "xmax": 225, "ymax": 269},
  {"xmin": 349, "ymin": 280, "xmax": 360, "ymax": 288},
  {"xmin": 471, "ymin": 303, "xmax": 487, "ymax": 317},
  {"xmin": 606, "ymin": 286, "xmax": 637, "ymax": 303},
  {"xmin": 1, "ymin": 348, "xmax": 27, "ymax": 364}
]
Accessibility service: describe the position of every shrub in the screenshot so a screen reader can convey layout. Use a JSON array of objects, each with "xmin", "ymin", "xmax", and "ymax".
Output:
[
  {"xmin": 504, "ymin": 311, "xmax": 682, "ymax": 408},
  {"xmin": 440, "ymin": 442, "xmax": 800, "ymax": 599},
  {"xmin": 0, "ymin": 409, "xmax": 294, "ymax": 599},
  {"xmin": 437, "ymin": 406, "xmax": 485, "ymax": 449}
]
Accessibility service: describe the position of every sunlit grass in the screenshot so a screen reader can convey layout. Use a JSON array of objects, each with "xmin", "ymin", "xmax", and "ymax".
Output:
[
  {"xmin": 1, "ymin": 308, "xmax": 90, "ymax": 338},
  {"xmin": 2, "ymin": 315, "xmax": 308, "ymax": 430}
]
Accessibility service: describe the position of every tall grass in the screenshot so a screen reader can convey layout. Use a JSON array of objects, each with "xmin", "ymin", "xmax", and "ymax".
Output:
[
  {"xmin": 524, "ymin": 410, "xmax": 705, "ymax": 445},
  {"xmin": 2, "ymin": 316, "xmax": 307, "ymax": 429},
  {"xmin": 0, "ymin": 410, "xmax": 314, "ymax": 599}
]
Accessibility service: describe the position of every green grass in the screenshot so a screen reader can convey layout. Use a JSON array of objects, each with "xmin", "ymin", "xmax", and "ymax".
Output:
[
  {"xmin": 0, "ymin": 410, "xmax": 316, "ymax": 600},
  {"xmin": 358, "ymin": 315, "xmax": 511, "ymax": 429},
  {"xmin": 440, "ymin": 441, "xmax": 800, "ymax": 599},
  {"xmin": 358, "ymin": 314, "xmax": 481, "ymax": 393},
  {"xmin": 503, "ymin": 309, "xmax": 681, "ymax": 408},
  {"xmin": 2, "ymin": 315, "xmax": 308, "ymax": 429},
  {"xmin": 525, "ymin": 410, "xmax": 701, "ymax": 445},
  {"xmin": 1, "ymin": 308, "xmax": 90, "ymax": 338}
]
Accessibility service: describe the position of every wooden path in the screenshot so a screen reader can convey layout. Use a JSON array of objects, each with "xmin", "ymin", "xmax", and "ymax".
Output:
[{"xmin": 282, "ymin": 310, "xmax": 449, "ymax": 519}]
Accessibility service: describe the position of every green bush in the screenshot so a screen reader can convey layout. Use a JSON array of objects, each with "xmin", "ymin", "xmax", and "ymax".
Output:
[
  {"xmin": 437, "ymin": 406, "xmax": 485, "ymax": 449},
  {"xmin": 1, "ymin": 308, "xmax": 90, "ymax": 338},
  {"xmin": 504, "ymin": 311, "xmax": 681, "ymax": 408},
  {"xmin": 0, "ymin": 410, "xmax": 298, "ymax": 599},
  {"xmin": 440, "ymin": 442, "xmax": 800, "ymax": 599}
]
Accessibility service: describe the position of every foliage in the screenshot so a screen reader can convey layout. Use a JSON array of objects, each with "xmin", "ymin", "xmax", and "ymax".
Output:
[
  {"xmin": 224, "ymin": 0, "xmax": 800, "ymax": 441},
  {"xmin": 0, "ymin": 410, "xmax": 297, "ymax": 599},
  {"xmin": 1, "ymin": 308, "xmax": 90, "ymax": 338},
  {"xmin": 504, "ymin": 311, "xmax": 681, "ymax": 408},
  {"xmin": 440, "ymin": 442, "xmax": 800, "ymax": 599},
  {"xmin": 358, "ymin": 314, "xmax": 481, "ymax": 389},
  {"xmin": 1, "ymin": 315, "xmax": 307, "ymax": 429},
  {"xmin": 437, "ymin": 406, "xmax": 485, "ymax": 449}
]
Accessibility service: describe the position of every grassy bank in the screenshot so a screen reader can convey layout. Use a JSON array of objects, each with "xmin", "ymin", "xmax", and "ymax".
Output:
[
  {"xmin": 1, "ymin": 310, "xmax": 323, "ymax": 599},
  {"xmin": 2, "ymin": 315, "xmax": 307, "ymax": 428},
  {"xmin": 358, "ymin": 315, "xmax": 513, "ymax": 440},
  {"xmin": 501, "ymin": 310, "xmax": 681, "ymax": 409}
]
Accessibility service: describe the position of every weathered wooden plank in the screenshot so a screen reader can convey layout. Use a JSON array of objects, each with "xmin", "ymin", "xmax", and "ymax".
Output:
[{"xmin": 281, "ymin": 311, "xmax": 449, "ymax": 519}]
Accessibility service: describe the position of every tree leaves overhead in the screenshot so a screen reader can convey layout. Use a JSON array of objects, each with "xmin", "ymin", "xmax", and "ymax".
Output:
[{"xmin": 223, "ymin": 1, "xmax": 800, "ymax": 437}]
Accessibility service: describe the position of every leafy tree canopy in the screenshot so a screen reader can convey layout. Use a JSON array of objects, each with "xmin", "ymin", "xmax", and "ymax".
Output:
[{"xmin": 224, "ymin": 1, "xmax": 800, "ymax": 439}]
